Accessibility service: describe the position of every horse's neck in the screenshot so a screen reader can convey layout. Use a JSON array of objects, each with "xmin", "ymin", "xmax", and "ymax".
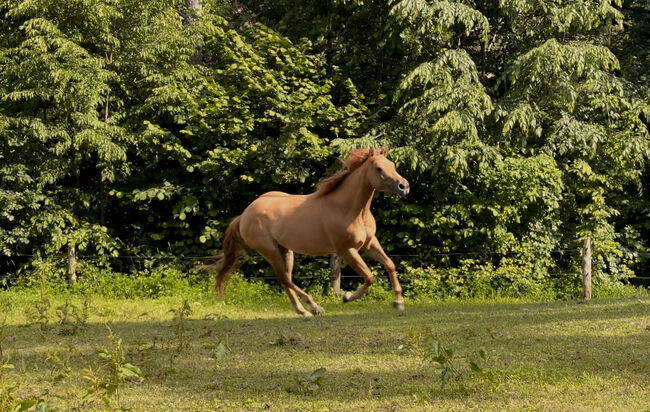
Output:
[{"xmin": 328, "ymin": 164, "xmax": 375, "ymax": 217}]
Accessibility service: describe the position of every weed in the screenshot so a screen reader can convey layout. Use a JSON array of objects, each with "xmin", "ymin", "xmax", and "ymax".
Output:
[
  {"xmin": 56, "ymin": 296, "xmax": 90, "ymax": 335},
  {"xmin": 25, "ymin": 265, "xmax": 52, "ymax": 332},
  {"xmin": 270, "ymin": 333, "xmax": 301, "ymax": 346},
  {"xmin": 209, "ymin": 340, "xmax": 228, "ymax": 361},
  {"xmin": 0, "ymin": 361, "xmax": 50, "ymax": 412},
  {"xmin": 82, "ymin": 325, "xmax": 143, "ymax": 410},
  {"xmin": 0, "ymin": 315, "xmax": 8, "ymax": 362},
  {"xmin": 170, "ymin": 299, "xmax": 193, "ymax": 351},
  {"xmin": 289, "ymin": 367, "xmax": 327, "ymax": 394},
  {"xmin": 403, "ymin": 327, "xmax": 487, "ymax": 389},
  {"xmin": 46, "ymin": 346, "xmax": 76, "ymax": 385},
  {"xmin": 0, "ymin": 361, "xmax": 17, "ymax": 410},
  {"xmin": 32, "ymin": 296, "xmax": 51, "ymax": 332}
]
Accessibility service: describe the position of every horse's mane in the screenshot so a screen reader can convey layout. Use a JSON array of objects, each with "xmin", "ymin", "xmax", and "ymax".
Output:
[{"xmin": 314, "ymin": 147, "xmax": 388, "ymax": 197}]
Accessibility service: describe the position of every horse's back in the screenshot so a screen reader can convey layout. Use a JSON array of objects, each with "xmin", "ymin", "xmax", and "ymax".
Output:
[{"xmin": 259, "ymin": 191, "xmax": 291, "ymax": 199}]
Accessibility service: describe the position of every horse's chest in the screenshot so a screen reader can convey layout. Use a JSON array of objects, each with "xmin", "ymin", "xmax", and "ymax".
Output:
[{"xmin": 342, "ymin": 220, "xmax": 375, "ymax": 249}]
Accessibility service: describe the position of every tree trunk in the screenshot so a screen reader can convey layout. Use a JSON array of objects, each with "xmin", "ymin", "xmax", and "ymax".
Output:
[
  {"xmin": 67, "ymin": 243, "xmax": 77, "ymax": 284},
  {"xmin": 329, "ymin": 255, "xmax": 341, "ymax": 294},
  {"xmin": 100, "ymin": 53, "xmax": 112, "ymax": 227},
  {"xmin": 183, "ymin": 0, "xmax": 203, "ymax": 64},
  {"xmin": 582, "ymin": 237, "xmax": 591, "ymax": 300},
  {"xmin": 100, "ymin": 179, "xmax": 105, "ymax": 226}
]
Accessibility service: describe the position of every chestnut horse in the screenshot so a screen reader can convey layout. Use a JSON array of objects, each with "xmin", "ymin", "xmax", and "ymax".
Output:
[{"xmin": 213, "ymin": 148, "xmax": 410, "ymax": 317}]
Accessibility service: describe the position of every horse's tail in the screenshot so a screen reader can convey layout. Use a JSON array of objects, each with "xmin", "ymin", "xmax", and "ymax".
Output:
[{"xmin": 211, "ymin": 216, "xmax": 245, "ymax": 298}]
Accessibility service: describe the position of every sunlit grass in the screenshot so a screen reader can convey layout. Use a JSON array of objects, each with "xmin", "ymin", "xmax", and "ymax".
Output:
[{"xmin": 1, "ymin": 291, "xmax": 648, "ymax": 411}]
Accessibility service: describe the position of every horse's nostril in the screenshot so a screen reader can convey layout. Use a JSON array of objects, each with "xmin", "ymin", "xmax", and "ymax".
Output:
[{"xmin": 398, "ymin": 183, "xmax": 405, "ymax": 190}]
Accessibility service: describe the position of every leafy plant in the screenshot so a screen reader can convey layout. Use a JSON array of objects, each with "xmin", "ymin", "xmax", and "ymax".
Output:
[
  {"xmin": 0, "ymin": 361, "xmax": 50, "ymax": 412},
  {"xmin": 403, "ymin": 327, "xmax": 487, "ymax": 389},
  {"xmin": 169, "ymin": 299, "xmax": 193, "ymax": 351},
  {"xmin": 56, "ymin": 296, "xmax": 90, "ymax": 336},
  {"xmin": 290, "ymin": 367, "xmax": 327, "ymax": 394},
  {"xmin": 209, "ymin": 340, "xmax": 228, "ymax": 361},
  {"xmin": 45, "ymin": 346, "xmax": 76, "ymax": 385},
  {"xmin": 0, "ymin": 362, "xmax": 17, "ymax": 410},
  {"xmin": 270, "ymin": 333, "xmax": 301, "ymax": 346},
  {"xmin": 0, "ymin": 314, "xmax": 8, "ymax": 362},
  {"xmin": 82, "ymin": 325, "xmax": 143, "ymax": 410},
  {"xmin": 26, "ymin": 265, "xmax": 51, "ymax": 332}
]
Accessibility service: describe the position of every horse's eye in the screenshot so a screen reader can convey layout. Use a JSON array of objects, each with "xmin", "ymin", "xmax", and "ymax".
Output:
[{"xmin": 376, "ymin": 167, "xmax": 382, "ymax": 173}]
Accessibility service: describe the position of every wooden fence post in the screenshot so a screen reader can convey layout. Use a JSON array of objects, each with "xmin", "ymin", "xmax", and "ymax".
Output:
[
  {"xmin": 67, "ymin": 243, "xmax": 77, "ymax": 284},
  {"xmin": 329, "ymin": 255, "xmax": 341, "ymax": 295},
  {"xmin": 582, "ymin": 237, "xmax": 591, "ymax": 300}
]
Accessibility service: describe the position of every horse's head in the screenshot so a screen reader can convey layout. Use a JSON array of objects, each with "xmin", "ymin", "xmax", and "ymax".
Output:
[{"xmin": 366, "ymin": 148, "xmax": 410, "ymax": 196}]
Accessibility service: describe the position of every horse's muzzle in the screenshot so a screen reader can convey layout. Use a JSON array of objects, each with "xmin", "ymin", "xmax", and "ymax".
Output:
[{"xmin": 394, "ymin": 180, "xmax": 410, "ymax": 196}]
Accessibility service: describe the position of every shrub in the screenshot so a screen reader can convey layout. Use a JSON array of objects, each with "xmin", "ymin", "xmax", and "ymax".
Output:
[
  {"xmin": 222, "ymin": 273, "xmax": 282, "ymax": 305},
  {"xmin": 398, "ymin": 259, "xmax": 647, "ymax": 301},
  {"xmin": 72, "ymin": 267, "xmax": 198, "ymax": 299}
]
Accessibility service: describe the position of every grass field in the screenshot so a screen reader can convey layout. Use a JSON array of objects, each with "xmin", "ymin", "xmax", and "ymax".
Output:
[{"xmin": 1, "ymin": 291, "xmax": 649, "ymax": 411}]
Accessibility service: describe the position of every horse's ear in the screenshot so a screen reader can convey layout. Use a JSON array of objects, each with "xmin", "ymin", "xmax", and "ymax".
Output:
[{"xmin": 381, "ymin": 146, "xmax": 389, "ymax": 156}]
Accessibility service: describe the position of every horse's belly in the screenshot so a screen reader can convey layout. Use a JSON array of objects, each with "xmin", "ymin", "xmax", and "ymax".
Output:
[{"xmin": 281, "ymin": 239, "xmax": 334, "ymax": 256}]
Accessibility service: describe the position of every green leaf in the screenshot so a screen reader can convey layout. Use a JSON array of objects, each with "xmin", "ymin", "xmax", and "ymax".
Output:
[
  {"xmin": 469, "ymin": 361, "xmax": 483, "ymax": 373},
  {"xmin": 214, "ymin": 341, "xmax": 228, "ymax": 359},
  {"xmin": 308, "ymin": 367, "xmax": 327, "ymax": 381},
  {"xmin": 120, "ymin": 363, "xmax": 143, "ymax": 378},
  {"xmin": 18, "ymin": 400, "xmax": 38, "ymax": 411}
]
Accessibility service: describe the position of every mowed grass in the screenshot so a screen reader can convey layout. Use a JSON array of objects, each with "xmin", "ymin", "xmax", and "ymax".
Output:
[{"xmin": 2, "ymin": 292, "xmax": 649, "ymax": 411}]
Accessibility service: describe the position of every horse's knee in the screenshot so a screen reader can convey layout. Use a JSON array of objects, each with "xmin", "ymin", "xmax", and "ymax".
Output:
[
  {"xmin": 279, "ymin": 279, "xmax": 293, "ymax": 291},
  {"xmin": 366, "ymin": 275, "xmax": 375, "ymax": 286},
  {"xmin": 383, "ymin": 258, "xmax": 396, "ymax": 274}
]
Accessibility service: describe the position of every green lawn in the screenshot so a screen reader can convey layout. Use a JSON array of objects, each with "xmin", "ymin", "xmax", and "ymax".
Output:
[{"xmin": 2, "ymin": 293, "xmax": 649, "ymax": 411}]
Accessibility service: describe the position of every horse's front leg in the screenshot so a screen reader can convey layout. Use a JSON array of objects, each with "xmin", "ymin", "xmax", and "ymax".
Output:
[
  {"xmin": 338, "ymin": 248, "xmax": 375, "ymax": 302},
  {"xmin": 363, "ymin": 236, "xmax": 404, "ymax": 311}
]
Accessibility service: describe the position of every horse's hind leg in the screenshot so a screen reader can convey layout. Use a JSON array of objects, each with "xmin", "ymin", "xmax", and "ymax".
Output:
[
  {"xmin": 279, "ymin": 248, "xmax": 304, "ymax": 313},
  {"xmin": 256, "ymin": 245, "xmax": 313, "ymax": 318},
  {"xmin": 278, "ymin": 248, "xmax": 310, "ymax": 317},
  {"xmin": 281, "ymin": 246, "xmax": 324, "ymax": 316}
]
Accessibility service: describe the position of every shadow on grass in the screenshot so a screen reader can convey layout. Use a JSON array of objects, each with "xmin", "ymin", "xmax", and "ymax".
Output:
[{"xmin": 4, "ymin": 298, "xmax": 648, "ymax": 407}]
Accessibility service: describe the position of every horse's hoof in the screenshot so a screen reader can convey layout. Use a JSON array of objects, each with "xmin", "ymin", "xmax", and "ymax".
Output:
[
  {"xmin": 393, "ymin": 301, "xmax": 405, "ymax": 311},
  {"xmin": 300, "ymin": 311, "xmax": 314, "ymax": 319},
  {"xmin": 342, "ymin": 291, "xmax": 353, "ymax": 303},
  {"xmin": 310, "ymin": 305, "xmax": 325, "ymax": 316}
]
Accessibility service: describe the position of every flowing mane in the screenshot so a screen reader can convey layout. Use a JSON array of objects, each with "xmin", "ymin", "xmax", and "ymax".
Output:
[{"xmin": 314, "ymin": 148, "xmax": 388, "ymax": 197}]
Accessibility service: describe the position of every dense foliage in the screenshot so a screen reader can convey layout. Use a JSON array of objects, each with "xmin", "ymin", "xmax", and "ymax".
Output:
[{"xmin": 1, "ymin": 0, "xmax": 649, "ymax": 294}]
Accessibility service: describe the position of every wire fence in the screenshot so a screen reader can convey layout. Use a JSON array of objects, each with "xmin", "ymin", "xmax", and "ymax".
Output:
[
  {"xmin": 2, "ymin": 249, "xmax": 584, "ymax": 259},
  {"xmin": 2, "ymin": 249, "xmax": 650, "ymax": 281}
]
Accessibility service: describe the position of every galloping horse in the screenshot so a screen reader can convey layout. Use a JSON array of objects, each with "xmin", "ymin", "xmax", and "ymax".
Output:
[{"xmin": 213, "ymin": 148, "xmax": 410, "ymax": 317}]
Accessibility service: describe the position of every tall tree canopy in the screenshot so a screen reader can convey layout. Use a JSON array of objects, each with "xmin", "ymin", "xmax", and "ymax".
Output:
[{"xmin": 1, "ymin": 0, "xmax": 648, "ymax": 285}]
